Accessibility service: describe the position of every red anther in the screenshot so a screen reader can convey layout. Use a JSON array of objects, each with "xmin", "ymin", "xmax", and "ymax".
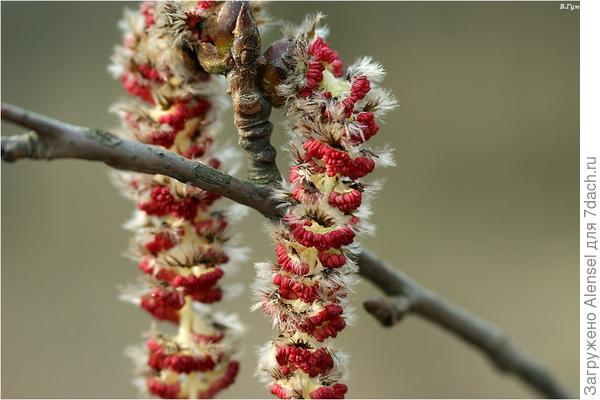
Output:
[
  {"xmin": 323, "ymin": 91, "xmax": 333, "ymax": 99},
  {"xmin": 289, "ymin": 166, "xmax": 301, "ymax": 183},
  {"xmin": 272, "ymin": 273, "xmax": 288, "ymax": 288},
  {"xmin": 300, "ymin": 304, "xmax": 346, "ymax": 341},
  {"xmin": 140, "ymin": 1, "xmax": 155, "ymax": 28},
  {"xmin": 309, "ymin": 37, "xmax": 330, "ymax": 61},
  {"xmin": 196, "ymin": 0, "xmax": 215, "ymax": 11},
  {"xmin": 307, "ymin": 61, "xmax": 325, "ymax": 79},
  {"xmin": 139, "ymin": 186, "xmax": 175, "ymax": 216},
  {"xmin": 303, "ymin": 139, "xmax": 366, "ymax": 177},
  {"xmin": 145, "ymin": 232, "xmax": 175, "ymax": 254},
  {"xmin": 295, "ymin": 347, "xmax": 333, "ymax": 377},
  {"xmin": 123, "ymin": 112, "xmax": 137, "ymax": 129},
  {"xmin": 147, "ymin": 339, "xmax": 167, "ymax": 370},
  {"xmin": 191, "ymin": 286, "xmax": 223, "ymax": 303},
  {"xmin": 310, "ymin": 383, "xmax": 348, "ymax": 399},
  {"xmin": 299, "ymin": 87, "xmax": 313, "ymax": 98},
  {"xmin": 276, "ymin": 244, "xmax": 310, "ymax": 276},
  {"xmin": 208, "ymin": 158, "xmax": 221, "ymax": 169},
  {"xmin": 197, "ymin": 360, "xmax": 240, "ymax": 399},
  {"xmin": 203, "ymin": 191, "xmax": 222, "ymax": 207},
  {"xmin": 318, "ymin": 249, "xmax": 346, "ymax": 269},
  {"xmin": 328, "ymin": 189, "xmax": 362, "ymax": 213},
  {"xmin": 147, "ymin": 338, "xmax": 162, "ymax": 353},
  {"xmin": 150, "ymin": 339, "xmax": 212, "ymax": 373},
  {"xmin": 333, "ymin": 384, "xmax": 349, "ymax": 398},
  {"xmin": 276, "ymin": 345, "xmax": 334, "ymax": 377},
  {"xmin": 272, "ymin": 274, "xmax": 296, "ymax": 299},
  {"xmin": 302, "ymin": 61, "xmax": 326, "ymax": 96},
  {"xmin": 172, "ymin": 268, "xmax": 224, "ymax": 292},
  {"xmin": 341, "ymin": 98, "xmax": 355, "ymax": 116},
  {"xmin": 163, "ymin": 353, "xmax": 216, "ymax": 374},
  {"xmin": 309, "ymin": 37, "xmax": 326, "ymax": 53},
  {"xmin": 195, "ymin": 217, "xmax": 228, "ymax": 237},
  {"xmin": 310, "ymin": 386, "xmax": 331, "ymax": 399},
  {"xmin": 350, "ymin": 76, "xmax": 370, "ymax": 102},
  {"xmin": 171, "ymin": 197, "xmax": 199, "ymax": 220},
  {"xmin": 291, "ymin": 186, "xmax": 304, "ymax": 203},
  {"xmin": 298, "ymin": 282, "xmax": 316, "ymax": 302},
  {"xmin": 270, "ymin": 383, "xmax": 289, "ymax": 399},
  {"xmin": 311, "ymin": 315, "xmax": 346, "ymax": 341},
  {"xmin": 155, "ymin": 99, "xmax": 209, "ymax": 134},
  {"xmin": 306, "ymin": 36, "xmax": 344, "ymax": 80},
  {"xmin": 273, "ymin": 273, "xmax": 317, "ymax": 303},
  {"xmin": 120, "ymin": 73, "xmax": 154, "ymax": 104},
  {"xmin": 325, "ymin": 304, "xmax": 344, "ymax": 316},
  {"xmin": 138, "ymin": 63, "xmax": 164, "ymax": 83},
  {"xmin": 331, "ymin": 59, "xmax": 344, "ymax": 77},
  {"xmin": 303, "ymin": 139, "xmax": 326, "ymax": 159},
  {"xmin": 307, "ymin": 160, "xmax": 326, "ymax": 174},
  {"xmin": 147, "ymin": 378, "xmax": 180, "ymax": 399},
  {"xmin": 155, "ymin": 267, "xmax": 178, "ymax": 283},
  {"xmin": 138, "ymin": 257, "xmax": 154, "ymax": 275},
  {"xmin": 192, "ymin": 332, "xmax": 225, "ymax": 344},
  {"xmin": 313, "ymin": 142, "xmax": 374, "ymax": 179},
  {"xmin": 291, "ymin": 222, "xmax": 355, "ymax": 251},
  {"xmin": 187, "ymin": 99, "xmax": 211, "ymax": 119},
  {"xmin": 140, "ymin": 288, "xmax": 184, "ymax": 323},
  {"xmin": 158, "ymin": 103, "xmax": 188, "ymax": 131},
  {"xmin": 291, "ymin": 185, "xmax": 321, "ymax": 205},
  {"xmin": 345, "ymin": 156, "xmax": 375, "ymax": 180},
  {"xmin": 275, "ymin": 346, "xmax": 295, "ymax": 376},
  {"xmin": 198, "ymin": 247, "xmax": 229, "ymax": 264},
  {"xmin": 182, "ymin": 143, "xmax": 206, "ymax": 159},
  {"xmin": 352, "ymin": 112, "xmax": 379, "ymax": 143},
  {"xmin": 147, "ymin": 130, "xmax": 176, "ymax": 148},
  {"xmin": 309, "ymin": 37, "xmax": 342, "ymax": 67}
]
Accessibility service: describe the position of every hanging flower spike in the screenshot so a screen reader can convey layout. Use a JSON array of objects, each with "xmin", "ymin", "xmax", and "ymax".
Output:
[
  {"xmin": 255, "ymin": 14, "xmax": 397, "ymax": 399},
  {"xmin": 109, "ymin": 1, "xmax": 268, "ymax": 398}
]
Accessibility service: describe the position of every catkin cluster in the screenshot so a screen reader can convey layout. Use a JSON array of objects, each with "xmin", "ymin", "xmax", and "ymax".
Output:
[
  {"xmin": 108, "ymin": 2, "xmax": 393, "ymax": 398},
  {"xmin": 110, "ymin": 2, "xmax": 248, "ymax": 398},
  {"xmin": 254, "ymin": 15, "xmax": 396, "ymax": 399}
]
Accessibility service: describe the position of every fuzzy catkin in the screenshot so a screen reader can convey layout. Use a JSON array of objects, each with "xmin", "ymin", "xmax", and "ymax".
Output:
[
  {"xmin": 254, "ymin": 15, "xmax": 396, "ymax": 399},
  {"xmin": 110, "ymin": 2, "xmax": 249, "ymax": 398}
]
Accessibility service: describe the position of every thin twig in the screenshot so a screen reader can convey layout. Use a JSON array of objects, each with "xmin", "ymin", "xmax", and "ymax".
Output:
[
  {"xmin": 0, "ymin": 102, "xmax": 571, "ymax": 398},
  {"xmin": 227, "ymin": 3, "xmax": 281, "ymax": 185},
  {"xmin": 358, "ymin": 250, "xmax": 572, "ymax": 399}
]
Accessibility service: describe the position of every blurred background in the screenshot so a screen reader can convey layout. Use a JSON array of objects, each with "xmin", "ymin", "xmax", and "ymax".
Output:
[{"xmin": 1, "ymin": 1, "xmax": 578, "ymax": 398}]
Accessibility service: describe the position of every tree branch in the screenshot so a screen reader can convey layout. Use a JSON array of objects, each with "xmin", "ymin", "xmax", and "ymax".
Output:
[
  {"xmin": 1, "ymin": 102, "xmax": 571, "ymax": 398},
  {"xmin": 1, "ymin": 102, "xmax": 277, "ymax": 220},
  {"xmin": 358, "ymin": 250, "xmax": 571, "ymax": 399}
]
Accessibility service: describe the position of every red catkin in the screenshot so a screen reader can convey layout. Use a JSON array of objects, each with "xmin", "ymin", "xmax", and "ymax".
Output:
[
  {"xmin": 328, "ymin": 190, "xmax": 362, "ymax": 213},
  {"xmin": 112, "ymin": 3, "xmax": 246, "ymax": 398},
  {"xmin": 257, "ymin": 20, "xmax": 392, "ymax": 398},
  {"xmin": 140, "ymin": 288, "xmax": 185, "ymax": 323}
]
